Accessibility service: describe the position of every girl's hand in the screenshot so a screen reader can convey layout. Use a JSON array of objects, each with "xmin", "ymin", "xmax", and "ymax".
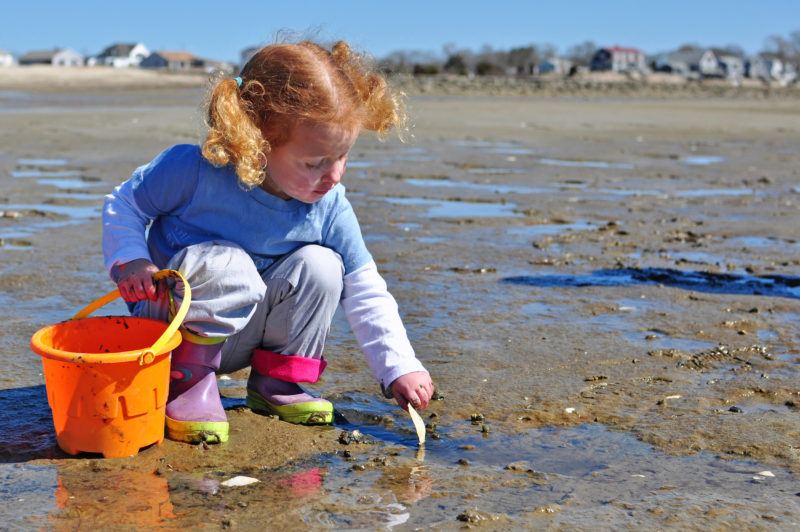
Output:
[
  {"xmin": 390, "ymin": 371, "xmax": 435, "ymax": 411},
  {"xmin": 111, "ymin": 259, "xmax": 162, "ymax": 302}
]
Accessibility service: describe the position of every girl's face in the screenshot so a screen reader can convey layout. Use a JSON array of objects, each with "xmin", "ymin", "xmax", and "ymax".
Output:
[{"xmin": 262, "ymin": 121, "xmax": 359, "ymax": 203}]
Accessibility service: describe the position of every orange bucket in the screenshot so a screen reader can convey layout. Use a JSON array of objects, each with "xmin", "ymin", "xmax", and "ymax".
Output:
[{"xmin": 30, "ymin": 270, "xmax": 191, "ymax": 458}]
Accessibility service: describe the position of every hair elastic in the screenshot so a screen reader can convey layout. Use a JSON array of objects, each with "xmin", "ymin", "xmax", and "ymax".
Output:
[{"xmin": 234, "ymin": 76, "xmax": 242, "ymax": 88}]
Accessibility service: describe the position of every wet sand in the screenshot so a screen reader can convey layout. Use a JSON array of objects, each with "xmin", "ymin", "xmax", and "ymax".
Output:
[{"xmin": 2, "ymin": 70, "xmax": 800, "ymax": 529}]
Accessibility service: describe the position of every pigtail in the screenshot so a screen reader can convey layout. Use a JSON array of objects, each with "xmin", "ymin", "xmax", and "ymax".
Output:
[{"xmin": 202, "ymin": 77, "xmax": 268, "ymax": 189}]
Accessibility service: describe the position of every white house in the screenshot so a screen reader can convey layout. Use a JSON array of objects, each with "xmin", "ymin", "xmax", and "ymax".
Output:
[
  {"xmin": 0, "ymin": 48, "xmax": 14, "ymax": 66},
  {"xmin": 667, "ymin": 49, "xmax": 721, "ymax": 78},
  {"xmin": 747, "ymin": 54, "xmax": 782, "ymax": 81},
  {"xmin": 590, "ymin": 47, "xmax": 646, "ymax": 73},
  {"xmin": 18, "ymin": 48, "xmax": 84, "ymax": 66},
  {"xmin": 537, "ymin": 57, "xmax": 573, "ymax": 75},
  {"xmin": 91, "ymin": 43, "xmax": 149, "ymax": 67},
  {"xmin": 716, "ymin": 54, "xmax": 744, "ymax": 80}
]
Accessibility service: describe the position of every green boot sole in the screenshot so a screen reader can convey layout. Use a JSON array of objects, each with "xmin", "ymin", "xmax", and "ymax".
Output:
[
  {"xmin": 246, "ymin": 388, "xmax": 333, "ymax": 425},
  {"xmin": 165, "ymin": 416, "xmax": 229, "ymax": 443}
]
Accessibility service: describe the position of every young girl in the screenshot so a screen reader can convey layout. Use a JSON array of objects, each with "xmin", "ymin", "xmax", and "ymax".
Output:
[{"xmin": 102, "ymin": 40, "xmax": 434, "ymax": 444}]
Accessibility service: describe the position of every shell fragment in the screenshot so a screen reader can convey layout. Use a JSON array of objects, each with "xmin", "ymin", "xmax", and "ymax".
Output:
[
  {"xmin": 408, "ymin": 404, "xmax": 426, "ymax": 444},
  {"xmin": 221, "ymin": 475, "xmax": 260, "ymax": 488}
]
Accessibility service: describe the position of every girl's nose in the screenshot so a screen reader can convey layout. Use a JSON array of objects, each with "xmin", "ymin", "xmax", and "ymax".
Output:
[{"xmin": 322, "ymin": 159, "xmax": 346, "ymax": 184}]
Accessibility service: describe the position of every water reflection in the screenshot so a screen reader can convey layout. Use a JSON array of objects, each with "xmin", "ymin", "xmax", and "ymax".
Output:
[{"xmin": 48, "ymin": 469, "xmax": 176, "ymax": 529}]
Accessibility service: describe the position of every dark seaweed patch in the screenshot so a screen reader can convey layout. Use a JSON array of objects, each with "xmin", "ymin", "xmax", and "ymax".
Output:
[{"xmin": 502, "ymin": 268, "xmax": 800, "ymax": 299}]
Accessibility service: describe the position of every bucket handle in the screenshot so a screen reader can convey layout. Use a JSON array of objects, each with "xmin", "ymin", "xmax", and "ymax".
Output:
[{"xmin": 71, "ymin": 269, "xmax": 192, "ymax": 365}]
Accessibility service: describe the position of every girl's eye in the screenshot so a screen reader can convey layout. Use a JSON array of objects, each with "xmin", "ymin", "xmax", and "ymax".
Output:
[{"xmin": 306, "ymin": 160, "xmax": 325, "ymax": 169}]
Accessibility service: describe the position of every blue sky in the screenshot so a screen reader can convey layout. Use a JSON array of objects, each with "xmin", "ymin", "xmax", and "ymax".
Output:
[{"xmin": 4, "ymin": 1, "xmax": 799, "ymax": 64}]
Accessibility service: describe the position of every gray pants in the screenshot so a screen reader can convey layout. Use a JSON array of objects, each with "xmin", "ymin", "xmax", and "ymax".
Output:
[{"xmin": 134, "ymin": 241, "xmax": 344, "ymax": 374}]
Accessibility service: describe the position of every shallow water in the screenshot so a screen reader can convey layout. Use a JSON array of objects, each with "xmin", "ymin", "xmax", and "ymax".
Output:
[{"xmin": 4, "ymin": 90, "xmax": 800, "ymax": 530}]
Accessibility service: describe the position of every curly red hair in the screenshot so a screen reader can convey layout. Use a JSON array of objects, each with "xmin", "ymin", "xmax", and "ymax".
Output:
[{"xmin": 202, "ymin": 40, "xmax": 407, "ymax": 189}]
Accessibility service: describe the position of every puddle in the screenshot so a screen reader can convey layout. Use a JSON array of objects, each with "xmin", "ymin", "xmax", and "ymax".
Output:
[
  {"xmin": 683, "ymin": 156, "xmax": 725, "ymax": 166},
  {"xmin": 596, "ymin": 187, "xmax": 665, "ymax": 197},
  {"xmin": 665, "ymin": 250, "xmax": 731, "ymax": 265},
  {"xmin": 347, "ymin": 161, "xmax": 378, "ymax": 168},
  {"xmin": 539, "ymin": 158, "xmax": 634, "ymax": 169},
  {"xmin": 503, "ymin": 268, "xmax": 800, "ymax": 299},
  {"xmin": 3, "ymin": 369, "xmax": 800, "ymax": 529},
  {"xmin": 12, "ymin": 169, "xmax": 82, "ymax": 179},
  {"xmin": 16, "ymin": 158, "xmax": 69, "ymax": 166},
  {"xmin": 46, "ymin": 192, "xmax": 107, "ymax": 201},
  {"xmin": 382, "ymin": 197, "xmax": 520, "ymax": 218},
  {"xmin": 405, "ymin": 177, "xmax": 549, "ymax": 195},
  {"xmin": 488, "ymin": 146, "xmax": 536, "ymax": 155},
  {"xmin": 1, "ymin": 203, "xmax": 101, "ymax": 220},
  {"xmin": 673, "ymin": 188, "xmax": 759, "ymax": 198},
  {"xmin": 0, "ymin": 463, "xmax": 58, "ymax": 529},
  {"xmin": 450, "ymin": 140, "xmax": 535, "ymax": 155},
  {"xmin": 729, "ymin": 236, "xmax": 798, "ymax": 249},
  {"xmin": 758, "ymin": 329, "xmax": 780, "ymax": 342},
  {"xmin": 35, "ymin": 178, "xmax": 107, "ymax": 189},
  {"xmin": 0, "ymin": 202, "xmax": 102, "ymax": 242},
  {"xmin": 521, "ymin": 301, "xmax": 562, "ymax": 320},
  {"xmin": 465, "ymin": 167, "xmax": 527, "ymax": 175},
  {"xmin": 630, "ymin": 331, "xmax": 714, "ymax": 352},
  {"xmin": 508, "ymin": 221, "xmax": 597, "ymax": 238}
]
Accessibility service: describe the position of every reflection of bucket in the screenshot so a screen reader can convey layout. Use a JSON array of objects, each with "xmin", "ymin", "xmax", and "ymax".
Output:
[{"xmin": 30, "ymin": 270, "xmax": 190, "ymax": 458}]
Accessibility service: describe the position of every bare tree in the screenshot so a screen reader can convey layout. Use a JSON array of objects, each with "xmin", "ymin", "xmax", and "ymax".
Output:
[
  {"xmin": 764, "ymin": 32, "xmax": 800, "ymax": 61},
  {"xmin": 566, "ymin": 40, "xmax": 597, "ymax": 66}
]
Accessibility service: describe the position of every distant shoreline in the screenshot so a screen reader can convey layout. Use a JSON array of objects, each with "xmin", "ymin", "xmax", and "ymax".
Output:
[{"xmin": 1, "ymin": 65, "xmax": 798, "ymax": 99}]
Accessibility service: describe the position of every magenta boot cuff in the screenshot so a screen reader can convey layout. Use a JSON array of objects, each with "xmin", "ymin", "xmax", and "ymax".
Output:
[{"xmin": 251, "ymin": 349, "xmax": 327, "ymax": 383}]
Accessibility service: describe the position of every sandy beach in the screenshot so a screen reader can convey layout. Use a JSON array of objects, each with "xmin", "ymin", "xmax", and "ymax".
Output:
[{"xmin": 2, "ymin": 67, "xmax": 800, "ymax": 529}]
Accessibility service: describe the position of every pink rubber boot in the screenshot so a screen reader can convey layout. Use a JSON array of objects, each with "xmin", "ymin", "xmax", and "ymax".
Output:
[
  {"xmin": 165, "ymin": 332, "xmax": 229, "ymax": 443},
  {"xmin": 246, "ymin": 349, "xmax": 333, "ymax": 425}
]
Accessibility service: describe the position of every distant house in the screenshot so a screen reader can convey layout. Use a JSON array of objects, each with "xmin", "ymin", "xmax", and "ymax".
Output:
[
  {"xmin": 667, "ymin": 49, "xmax": 721, "ymax": 78},
  {"xmin": 18, "ymin": 48, "xmax": 84, "ymax": 67},
  {"xmin": 0, "ymin": 48, "xmax": 14, "ymax": 66},
  {"xmin": 590, "ymin": 47, "xmax": 646, "ymax": 72},
  {"xmin": 537, "ymin": 57, "xmax": 573, "ymax": 75},
  {"xmin": 90, "ymin": 43, "xmax": 149, "ymax": 67},
  {"xmin": 141, "ymin": 51, "xmax": 199, "ymax": 71},
  {"xmin": 747, "ymin": 54, "xmax": 798, "ymax": 85},
  {"xmin": 747, "ymin": 54, "xmax": 783, "ymax": 81},
  {"xmin": 715, "ymin": 52, "xmax": 744, "ymax": 80}
]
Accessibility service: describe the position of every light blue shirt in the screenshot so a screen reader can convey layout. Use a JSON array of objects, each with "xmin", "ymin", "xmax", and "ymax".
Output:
[{"xmin": 104, "ymin": 144, "xmax": 372, "ymax": 275}]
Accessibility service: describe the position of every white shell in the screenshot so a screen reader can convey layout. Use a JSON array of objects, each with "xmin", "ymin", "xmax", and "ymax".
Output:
[{"xmin": 221, "ymin": 475, "xmax": 260, "ymax": 487}]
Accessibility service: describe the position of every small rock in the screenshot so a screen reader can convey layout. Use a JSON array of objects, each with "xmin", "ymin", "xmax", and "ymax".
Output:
[
  {"xmin": 457, "ymin": 508, "xmax": 487, "ymax": 524},
  {"xmin": 338, "ymin": 429, "xmax": 365, "ymax": 445},
  {"xmin": 729, "ymin": 406, "xmax": 743, "ymax": 413},
  {"xmin": 505, "ymin": 461, "xmax": 533, "ymax": 472}
]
